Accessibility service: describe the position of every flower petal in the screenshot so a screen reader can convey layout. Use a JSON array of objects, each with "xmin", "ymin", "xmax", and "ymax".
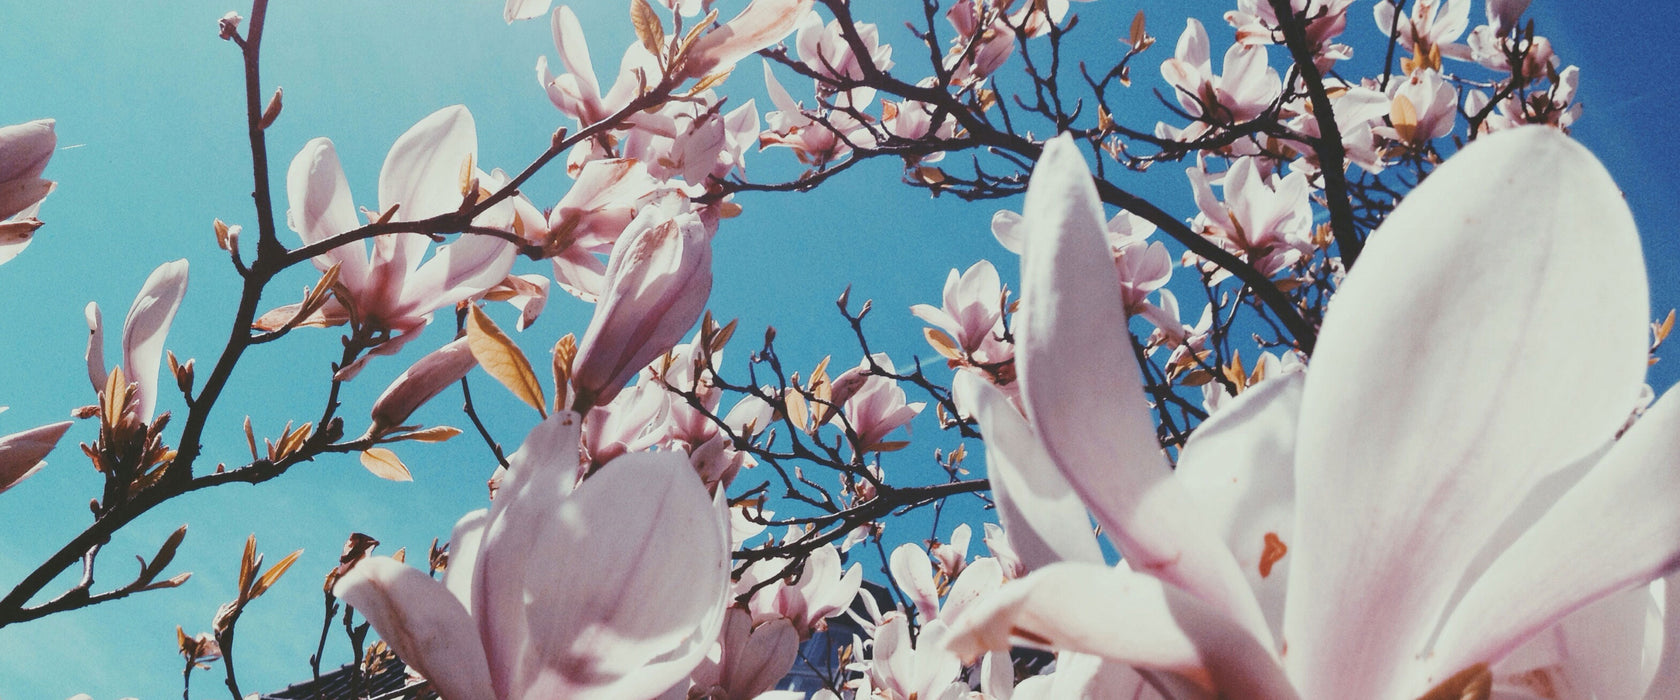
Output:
[
  {"xmin": 1427, "ymin": 385, "xmax": 1680, "ymax": 689},
  {"xmin": 681, "ymin": 0, "xmax": 814, "ymax": 80},
  {"xmin": 952, "ymin": 371, "xmax": 1102, "ymax": 572},
  {"xmin": 121, "ymin": 260, "xmax": 188, "ymax": 424},
  {"xmin": 377, "ymin": 106, "xmax": 477, "ymax": 273},
  {"xmin": 944, "ymin": 562, "xmax": 1297, "ymax": 700},
  {"xmin": 334, "ymin": 556, "xmax": 495, "ymax": 700},
  {"xmin": 1284, "ymin": 126, "xmax": 1649, "ymax": 698},
  {"xmin": 285, "ymin": 138, "xmax": 369, "ymax": 285},
  {"xmin": 0, "ymin": 421, "xmax": 73, "ymax": 494},
  {"xmin": 1175, "ymin": 371, "xmax": 1302, "ymax": 645},
  {"xmin": 442, "ymin": 508, "xmax": 487, "ymax": 610},
  {"xmin": 1016, "ymin": 134, "xmax": 1267, "ymax": 639}
]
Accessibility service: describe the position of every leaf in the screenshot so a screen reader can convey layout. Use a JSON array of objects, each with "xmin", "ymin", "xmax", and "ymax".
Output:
[
  {"xmin": 249, "ymin": 549, "xmax": 302, "ymax": 599},
  {"xmin": 923, "ymin": 328, "xmax": 963, "ymax": 361},
  {"xmin": 142, "ymin": 524, "xmax": 189, "ymax": 582},
  {"xmin": 631, "ymin": 0, "xmax": 666, "ymax": 58},
  {"xmin": 1390, "ymin": 94, "xmax": 1419, "ymax": 143},
  {"xmin": 553, "ymin": 333, "xmax": 577, "ymax": 412},
  {"xmin": 1128, "ymin": 10, "xmax": 1151, "ymax": 50},
  {"xmin": 783, "ymin": 389, "xmax": 809, "ymax": 434},
  {"xmin": 360, "ymin": 448, "xmax": 413, "ymax": 482},
  {"xmin": 386, "ymin": 426, "xmax": 463, "ymax": 443},
  {"xmin": 466, "ymin": 305, "xmax": 547, "ymax": 417},
  {"xmin": 872, "ymin": 440, "xmax": 912, "ymax": 453},
  {"xmin": 238, "ymin": 534, "xmax": 257, "ymax": 598}
]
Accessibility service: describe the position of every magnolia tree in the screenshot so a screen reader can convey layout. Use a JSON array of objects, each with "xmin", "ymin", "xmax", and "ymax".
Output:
[{"xmin": 4, "ymin": 0, "xmax": 1678, "ymax": 698}]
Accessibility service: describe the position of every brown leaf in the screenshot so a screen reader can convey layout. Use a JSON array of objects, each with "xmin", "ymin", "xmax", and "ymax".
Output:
[
  {"xmin": 249, "ymin": 549, "xmax": 302, "ymax": 599},
  {"xmin": 466, "ymin": 305, "xmax": 547, "ymax": 417},
  {"xmin": 631, "ymin": 0, "xmax": 666, "ymax": 58},
  {"xmin": 385, "ymin": 426, "xmax": 463, "ymax": 443},
  {"xmin": 1390, "ymin": 94, "xmax": 1420, "ymax": 143},
  {"xmin": 923, "ymin": 328, "xmax": 963, "ymax": 361},
  {"xmin": 360, "ymin": 448, "xmax": 413, "ymax": 482},
  {"xmin": 553, "ymin": 333, "xmax": 577, "ymax": 412}
]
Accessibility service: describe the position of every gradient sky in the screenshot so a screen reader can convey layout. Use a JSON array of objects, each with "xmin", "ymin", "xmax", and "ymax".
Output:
[{"xmin": 1, "ymin": 1, "xmax": 1677, "ymax": 697}]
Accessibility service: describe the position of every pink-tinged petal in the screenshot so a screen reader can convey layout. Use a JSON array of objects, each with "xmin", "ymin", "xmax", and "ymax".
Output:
[
  {"xmin": 944, "ymin": 562, "xmax": 1297, "ymax": 700},
  {"xmin": 122, "ymin": 259, "xmax": 189, "ymax": 424},
  {"xmin": 442, "ymin": 508, "xmax": 487, "ymax": 610},
  {"xmin": 940, "ymin": 557, "xmax": 1003, "ymax": 624},
  {"xmin": 503, "ymin": 0, "xmax": 550, "ymax": 23},
  {"xmin": 84, "ymin": 302, "xmax": 106, "ymax": 394},
  {"xmin": 1016, "ymin": 135, "xmax": 1267, "ymax": 640},
  {"xmin": 952, "ymin": 372, "xmax": 1102, "ymax": 572},
  {"xmin": 550, "ymin": 6, "xmax": 601, "ymax": 106},
  {"xmin": 333, "ymin": 557, "xmax": 495, "ymax": 700},
  {"xmin": 500, "ymin": 452, "xmax": 728, "ymax": 699},
  {"xmin": 551, "ymin": 247, "xmax": 607, "ymax": 303},
  {"xmin": 0, "ymin": 421, "xmax": 73, "ymax": 494},
  {"xmin": 1426, "ymin": 386, "xmax": 1680, "ymax": 690},
  {"xmin": 0, "ymin": 119, "xmax": 56, "ymax": 184},
  {"xmin": 284, "ymin": 138, "xmax": 369, "ymax": 285},
  {"xmin": 724, "ymin": 615, "xmax": 799, "ymax": 697},
  {"xmin": 990, "ymin": 210, "xmax": 1024, "ymax": 254},
  {"xmin": 367, "ymin": 337, "xmax": 478, "ymax": 436},
  {"xmin": 681, "ymin": 0, "xmax": 815, "ymax": 80},
  {"xmin": 1644, "ymin": 573, "xmax": 1680, "ymax": 700},
  {"xmin": 1489, "ymin": 582, "xmax": 1657, "ymax": 700},
  {"xmin": 1174, "ymin": 371, "xmax": 1302, "ymax": 644},
  {"xmin": 571, "ymin": 201, "xmax": 713, "ymax": 407},
  {"xmin": 1011, "ymin": 652, "xmax": 1161, "ymax": 700},
  {"xmin": 1486, "ymin": 0, "xmax": 1531, "ymax": 35},
  {"xmin": 0, "ymin": 176, "xmax": 54, "ymax": 223},
  {"xmin": 1284, "ymin": 126, "xmax": 1648, "ymax": 698},
  {"xmin": 473, "ymin": 410, "xmax": 586, "ymax": 695},
  {"xmin": 890, "ymin": 544, "xmax": 943, "ymax": 622},
  {"xmin": 394, "ymin": 232, "xmax": 516, "ymax": 320},
  {"xmin": 378, "ymin": 105, "xmax": 477, "ymax": 232}
]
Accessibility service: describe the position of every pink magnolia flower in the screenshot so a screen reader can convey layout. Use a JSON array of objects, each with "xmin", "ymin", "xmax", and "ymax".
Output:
[
  {"xmin": 1186, "ymin": 156, "xmax": 1314, "ymax": 279},
  {"xmin": 910, "ymin": 260, "xmax": 1008, "ymax": 360},
  {"xmin": 544, "ymin": 158, "xmax": 661, "ymax": 302},
  {"xmin": 0, "ymin": 119, "xmax": 57, "ymax": 265},
  {"xmin": 1160, "ymin": 19, "xmax": 1282, "ymax": 126},
  {"xmin": 571, "ymin": 193, "xmax": 714, "ymax": 408},
  {"xmin": 366, "ymin": 337, "xmax": 478, "ymax": 437},
  {"xmin": 795, "ymin": 10, "xmax": 892, "ymax": 106},
  {"xmin": 1486, "ymin": 0, "xmax": 1532, "ymax": 36},
  {"xmin": 86, "ymin": 260, "xmax": 190, "ymax": 424},
  {"xmin": 947, "ymin": 130, "xmax": 1680, "ymax": 698},
  {"xmin": 336, "ymin": 411, "xmax": 729, "ymax": 700},
  {"xmin": 853, "ymin": 614, "xmax": 966, "ymax": 700},
  {"xmin": 737, "ymin": 542, "xmax": 862, "ymax": 638},
  {"xmin": 1373, "ymin": 69, "xmax": 1458, "ymax": 147},
  {"xmin": 995, "ymin": 200, "xmax": 1168, "ymax": 315},
  {"xmin": 284, "ymin": 106, "xmax": 516, "ymax": 367},
  {"xmin": 1375, "ymin": 0, "xmax": 1473, "ymax": 64},
  {"xmin": 539, "ymin": 6, "xmax": 657, "ymax": 129},
  {"xmin": 679, "ymin": 0, "xmax": 815, "ymax": 81},
  {"xmin": 835, "ymin": 355, "xmax": 924, "ymax": 453},
  {"xmin": 1225, "ymin": 0, "xmax": 1354, "ymax": 69},
  {"xmin": 0, "ymin": 417, "xmax": 73, "ymax": 495},
  {"xmin": 678, "ymin": 607, "xmax": 800, "ymax": 700},
  {"xmin": 760, "ymin": 63, "xmax": 878, "ymax": 167}
]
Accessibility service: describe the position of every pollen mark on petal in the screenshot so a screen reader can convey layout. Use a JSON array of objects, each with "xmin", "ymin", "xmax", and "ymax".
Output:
[{"xmin": 1259, "ymin": 532, "xmax": 1287, "ymax": 578}]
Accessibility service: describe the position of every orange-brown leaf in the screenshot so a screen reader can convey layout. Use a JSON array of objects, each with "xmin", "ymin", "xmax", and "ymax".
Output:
[
  {"xmin": 360, "ymin": 448, "xmax": 413, "ymax": 482},
  {"xmin": 466, "ymin": 305, "xmax": 547, "ymax": 417}
]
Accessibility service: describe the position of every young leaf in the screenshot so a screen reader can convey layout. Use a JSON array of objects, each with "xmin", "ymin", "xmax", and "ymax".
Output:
[
  {"xmin": 360, "ymin": 448, "xmax": 413, "ymax": 482},
  {"xmin": 631, "ymin": 0, "xmax": 666, "ymax": 58},
  {"xmin": 249, "ymin": 549, "xmax": 302, "ymax": 599},
  {"xmin": 466, "ymin": 305, "xmax": 547, "ymax": 417}
]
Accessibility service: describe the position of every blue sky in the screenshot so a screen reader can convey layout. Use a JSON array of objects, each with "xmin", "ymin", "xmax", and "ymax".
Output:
[{"xmin": 0, "ymin": 1, "xmax": 1677, "ymax": 697}]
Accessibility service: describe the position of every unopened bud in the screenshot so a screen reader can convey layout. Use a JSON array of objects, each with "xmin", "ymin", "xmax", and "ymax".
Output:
[
  {"xmin": 259, "ymin": 87, "xmax": 283, "ymax": 129},
  {"xmin": 218, "ymin": 11, "xmax": 243, "ymax": 40}
]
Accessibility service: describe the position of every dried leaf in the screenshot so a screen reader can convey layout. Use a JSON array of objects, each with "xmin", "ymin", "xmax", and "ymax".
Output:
[
  {"xmin": 923, "ymin": 328, "xmax": 963, "ymax": 361},
  {"xmin": 1390, "ymin": 94, "xmax": 1419, "ymax": 143},
  {"xmin": 466, "ymin": 305, "xmax": 547, "ymax": 417},
  {"xmin": 386, "ymin": 426, "xmax": 463, "ymax": 443},
  {"xmin": 259, "ymin": 87, "xmax": 283, "ymax": 129},
  {"xmin": 631, "ymin": 0, "xmax": 666, "ymax": 58},
  {"xmin": 553, "ymin": 333, "xmax": 577, "ymax": 411},
  {"xmin": 360, "ymin": 448, "xmax": 413, "ymax": 482},
  {"xmin": 1128, "ymin": 10, "xmax": 1150, "ymax": 49},
  {"xmin": 143, "ymin": 524, "xmax": 189, "ymax": 582},
  {"xmin": 872, "ymin": 440, "xmax": 912, "ymax": 452},
  {"xmin": 238, "ymin": 534, "xmax": 258, "ymax": 598},
  {"xmin": 249, "ymin": 549, "xmax": 302, "ymax": 599},
  {"xmin": 783, "ymin": 389, "xmax": 809, "ymax": 434},
  {"xmin": 243, "ymin": 416, "xmax": 258, "ymax": 461}
]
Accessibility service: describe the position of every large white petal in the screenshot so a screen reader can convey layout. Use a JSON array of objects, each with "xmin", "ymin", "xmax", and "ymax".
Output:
[
  {"xmin": 442, "ymin": 508, "xmax": 487, "ymax": 611},
  {"xmin": 284, "ymin": 138, "xmax": 369, "ymax": 286},
  {"xmin": 944, "ymin": 562, "xmax": 1297, "ymax": 700},
  {"xmin": 377, "ymin": 105, "xmax": 477, "ymax": 272},
  {"xmin": 1175, "ymin": 371, "xmax": 1302, "ymax": 645},
  {"xmin": 1016, "ymin": 134, "xmax": 1267, "ymax": 640},
  {"xmin": 1426, "ymin": 386, "xmax": 1680, "ymax": 689},
  {"xmin": 334, "ymin": 556, "xmax": 494, "ymax": 700},
  {"xmin": 1284, "ymin": 126, "xmax": 1648, "ymax": 698},
  {"xmin": 953, "ymin": 371, "xmax": 1102, "ymax": 571},
  {"xmin": 121, "ymin": 259, "xmax": 189, "ymax": 424}
]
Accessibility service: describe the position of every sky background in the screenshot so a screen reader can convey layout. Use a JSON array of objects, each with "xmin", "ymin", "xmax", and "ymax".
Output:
[{"xmin": 1, "ymin": 1, "xmax": 1678, "ymax": 697}]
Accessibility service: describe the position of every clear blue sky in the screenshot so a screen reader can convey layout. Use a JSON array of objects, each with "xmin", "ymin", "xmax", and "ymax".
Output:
[{"xmin": 0, "ymin": 1, "xmax": 1676, "ymax": 697}]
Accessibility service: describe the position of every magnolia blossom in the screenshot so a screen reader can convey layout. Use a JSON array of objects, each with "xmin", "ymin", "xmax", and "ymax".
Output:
[
  {"xmin": 736, "ymin": 541, "xmax": 862, "ymax": 638},
  {"xmin": 85, "ymin": 259, "xmax": 190, "ymax": 425},
  {"xmin": 910, "ymin": 260, "xmax": 1008, "ymax": 361},
  {"xmin": 678, "ymin": 0, "xmax": 815, "ymax": 81},
  {"xmin": 1375, "ymin": 0, "xmax": 1473, "ymax": 63},
  {"xmin": 1225, "ymin": 0, "xmax": 1354, "ymax": 68},
  {"xmin": 675, "ymin": 607, "xmax": 800, "ymax": 700},
  {"xmin": 571, "ymin": 193, "xmax": 714, "ymax": 408},
  {"xmin": 540, "ymin": 6, "xmax": 658, "ymax": 130},
  {"xmin": 0, "ymin": 415, "xmax": 73, "ymax": 495},
  {"xmin": 1186, "ymin": 157, "xmax": 1314, "ymax": 279},
  {"xmin": 1374, "ymin": 69, "xmax": 1458, "ymax": 147},
  {"xmin": 795, "ymin": 10, "xmax": 892, "ymax": 106},
  {"xmin": 760, "ymin": 62, "xmax": 878, "ymax": 167},
  {"xmin": 337, "ymin": 411, "xmax": 729, "ymax": 700},
  {"xmin": 1160, "ymin": 19, "xmax": 1281, "ymax": 126},
  {"xmin": 832, "ymin": 355, "xmax": 924, "ymax": 453},
  {"xmin": 946, "ymin": 130, "xmax": 1680, "ymax": 699},
  {"xmin": 283, "ymin": 106, "xmax": 516, "ymax": 367},
  {"xmin": 0, "ymin": 119, "xmax": 57, "ymax": 265},
  {"xmin": 366, "ymin": 337, "xmax": 478, "ymax": 437}
]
